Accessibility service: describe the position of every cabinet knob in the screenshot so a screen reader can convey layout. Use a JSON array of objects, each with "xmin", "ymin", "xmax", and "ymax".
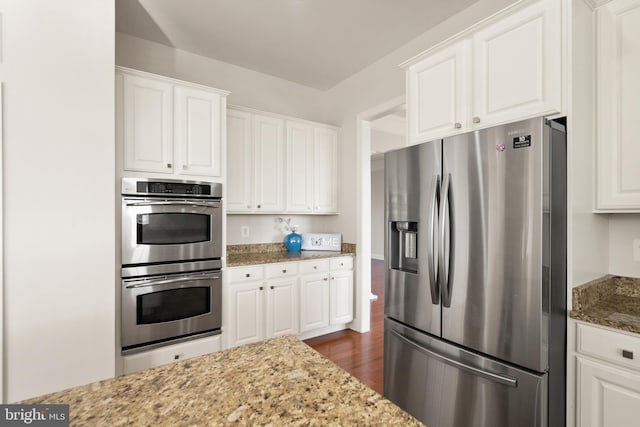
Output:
[
  {"xmin": 259, "ymin": 286, "xmax": 263, "ymax": 290},
  {"xmin": 246, "ymin": 273, "xmax": 251, "ymax": 278},
  {"xmin": 247, "ymin": 205, "xmax": 251, "ymax": 209},
  {"xmin": 323, "ymin": 277, "xmax": 328, "ymax": 281},
  {"xmin": 454, "ymin": 122, "xmax": 462, "ymax": 129},
  {"xmin": 340, "ymin": 263, "xmax": 344, "ymax": 266},
  {"xmin": 270, "ymin": 286, "xmax": 274, "ymax": 290},
  {"xmin": 282, "ymin": 269, "xmax": 287, "ymax": 273},
  {"xmin": 257, "ymin": 204, "xmax": 261, "ymax": 209},
  {"xmin": 473, "ymin": 116, "xmax": 481, "ymax": 124},
  {"xmin": 167, "ymin": 163, "xmax": 172, "ymax": 168},
  {"xmin": 174, "ymin": 354, "xmax": 180, "ymax": 360},
  {"xmin": 623, "ymin": 349, "xmax": 634, "ymax": 360},
  {"xmin": 313, "ymin": 266, "xmax": 318, "ymax": 270},
  {"xmin": 183, "ymin": 165, "xmax": 188, "ymax": 170},
  {"xmin": 315, "ymin": 205, "xmax": 320, "ymax": 210}
]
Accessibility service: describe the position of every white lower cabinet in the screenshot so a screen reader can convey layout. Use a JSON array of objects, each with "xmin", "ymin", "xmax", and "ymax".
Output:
[
  {"xmin": 225, "ymin": 256, "xmax": 354, "ymax": 348},
  {"xmin": 226, "ymin": 262, "xmax": 299, "ymax": 348},
  {"xmin": 299, "ymin": 257, "xmax": 354, "ymax": 333},
  {"xmin": 576, "ymin": 322, "xmax": 640, "ymax": 426},
  {"xmin": 122, "ymin": 334, "xmax": 221, "ymax": 375}
]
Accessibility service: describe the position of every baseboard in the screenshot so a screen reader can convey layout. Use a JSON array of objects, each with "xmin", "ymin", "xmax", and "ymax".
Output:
[{"xmin": 371, "ymin": 253, "xmax": 384, "ymax": 260}]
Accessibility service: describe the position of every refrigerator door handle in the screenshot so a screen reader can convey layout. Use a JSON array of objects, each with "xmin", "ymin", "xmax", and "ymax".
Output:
[
  {"xmin": 439, "ymin": 173, "xmax": 452, "ymax": 307},
  {"xmin": 427, "ymin": 174, "xmax": 440, "ymax": 304},
  {"xmin": 390, "ymin": 329, "xmax": 518, "ymax": 388}
]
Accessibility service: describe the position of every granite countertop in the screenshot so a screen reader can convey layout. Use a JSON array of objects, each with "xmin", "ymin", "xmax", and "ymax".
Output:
[
  {"xmin": 227, "ymin": 242, "xmax": 356, "ymax": 267},
  {"xmin": 570, "ymin": 275, "xmax": 640, "ymax": 333},
  {"xmin": 22, "ymin": 335, "xmax": 422, "ymax": 426}
]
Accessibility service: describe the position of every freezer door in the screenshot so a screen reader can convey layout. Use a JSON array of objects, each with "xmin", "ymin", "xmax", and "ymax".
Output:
[
  {"xmin": 441, "ymin": 117, "xmax": 547, "ymax": 372},
  {"xmin": 384, "ymin": 141, "xmax": 441, "ymax": 336},
  {"xmin": 384, "ymin": 318, "xmax": 547, "ymax": 427}
]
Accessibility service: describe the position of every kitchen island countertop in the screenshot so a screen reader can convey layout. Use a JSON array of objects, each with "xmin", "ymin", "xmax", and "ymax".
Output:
[{"xmin": 21, "ymin": 335, "xmax": 422, "ymax": 426}]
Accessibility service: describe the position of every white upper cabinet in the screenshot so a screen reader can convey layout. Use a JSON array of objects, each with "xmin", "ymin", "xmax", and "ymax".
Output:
[
  {"xmin": 286, "ymin": 121, "xmax": 314, "ymax": 213},
  {"xmin": 403, "ymin": 0, "xmax": 563, "ymax": 144},
  {"xmin": 228, "ymin": 106, "xmax": 339, "ymax": 214},
  {"xmin": 117, "ymin": 67, "xmax": 228, "ymax": 179},
  {"xmin": 253, "ymin": 115, "xmax": 285, "ymax": 212},
  {"xmin": 174, "ymin": 86, "xmax": 223, "ymax": 177},
  {"xmin": 286, "ymin": 121, "xmax": 339, "ymax": 214},
  {"xmin": 226, "ymin": 109, "xmax": 253, "ymax": 212},
  {"xmin": 122, "ymin": 73, "xmax": 174, "ymax": 173},
  {"xmin": 407, "ymin": 41, "xmax": 470, "ymax": 143},
  {"xmin": 313, "ymin": 127, "xmax": 339, "ymax": 214},
  {"xmin": 595, "ymin": 0, "xmax": 640, "ymax": 211}
]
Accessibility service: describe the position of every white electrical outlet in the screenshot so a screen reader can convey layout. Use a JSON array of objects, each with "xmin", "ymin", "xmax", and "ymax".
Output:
[
  {"xmin": 241, "ymin": 226, "xmax": 250, "ymax": 238},
  {"xmin": 634, "ymin": 238, "xmax": 640, "ymax": 262}
]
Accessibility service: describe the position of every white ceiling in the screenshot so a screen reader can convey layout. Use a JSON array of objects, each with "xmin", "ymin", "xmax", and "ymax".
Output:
[{"xmin": 116, "ymin": 0, "xmax": 478, "ymax": 90}]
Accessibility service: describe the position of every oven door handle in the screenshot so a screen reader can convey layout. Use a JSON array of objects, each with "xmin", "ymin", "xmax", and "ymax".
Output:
[
  {"xmin": 125, "ymin": 200, "xmax": 221, "ymax": 208},
  {"xmin": 124, "ymin": 274, "xmax": 221, "ymax": 289}
]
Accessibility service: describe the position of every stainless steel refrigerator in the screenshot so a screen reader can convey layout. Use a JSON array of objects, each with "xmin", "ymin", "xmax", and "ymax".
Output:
[{"xmin": 383, "ymin": 116, "xmax": 566, "ymax": 427}]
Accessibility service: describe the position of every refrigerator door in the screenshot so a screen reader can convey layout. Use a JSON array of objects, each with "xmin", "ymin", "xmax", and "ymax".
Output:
[
  {"xmin": 384, "ymin": 318, "xmax": 547, "ymax": 427},
  {"xmin": 441, "ymin": 117, "xmax": 547, "ymax": 372},
  {"xmin": 384, "ymin": 141, "xmax": 441, "ymax": 336}
]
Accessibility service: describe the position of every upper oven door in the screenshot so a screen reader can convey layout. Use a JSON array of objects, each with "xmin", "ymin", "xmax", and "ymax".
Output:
[{"xmin": 122, "ymin": 197, "xmax": 222, "ymax": 265}]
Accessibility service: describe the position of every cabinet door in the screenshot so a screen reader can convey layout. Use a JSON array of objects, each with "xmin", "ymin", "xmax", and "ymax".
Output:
[
  {"xmin": 596, "ymin": 0, "xmax": 640, "ymax": 211},
  {"xmin": 472, "ymin": 0, "xmax": 561, "ymax": 128},
  {"xmin": 286, "ymin": 121, "xmax": 314, "ymax": 213},
  {"xmin": 313, "ymin": 127, "xmax": 339, "ymax": 213},
  {"xmin": 265, "ymin": 278, "xmax": 299, "ymax": 338},
  {"xmin": 407, "ymin": 40, "xmax": 470, "ymax": 144},
  {"xmin": 329, "ymin": 270, "xmax": 353, "ymax": 325},
  {"xmin": 253, "ymin": 115, "xmax": 285, "ymax": 212},
  {"xmin": 174, "ymin": 86, "xmax": 223, "ymax": 177},
  {"xmin": 577, "ymin": 356, "xmax": 640, "ymax": 427},
  {"xmin": 227, "ymin": 281, "xmax": 265, "ymax": 348},
  {"xmin": 227, "ymin": 109, "xmax": 253, "ymax": 212},
  {"xmin": 299, "ymin": 274, "xmax": 330, "ymax": 332},
  {"xmin": 122, "ymin": 73, "xmax": 173, "ymax": 173}
]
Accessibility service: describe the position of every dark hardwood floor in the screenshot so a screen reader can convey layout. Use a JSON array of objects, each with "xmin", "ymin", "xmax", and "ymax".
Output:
[{"xmin": 304, "ymin": 258, "xmax": 385, "ymax": 394}]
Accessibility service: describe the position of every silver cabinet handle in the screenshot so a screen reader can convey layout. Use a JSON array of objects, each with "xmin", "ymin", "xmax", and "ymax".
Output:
[
  {"xmin": 454, "ymin": 122, "xmax": 462, "ymax": 129},
  {"xmin": 473, "ymin": 116, "xmax": 481, "ymax": 124},
  {"xmin": 439, "ymin": 173, "xmax": 452, "ymax": 308},
  {"xmin": 390, "ymin": 329, "xmax": 517, "ymax": 387},
  {"xmin": 428, "ymin": 174, "xmax": 440, "ymax": 305}
]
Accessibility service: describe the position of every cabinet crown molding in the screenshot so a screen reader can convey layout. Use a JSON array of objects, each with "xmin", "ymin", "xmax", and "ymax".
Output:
[{"xmin": 115, "ymin": 66, "xmax": 230, "ymax": 97}]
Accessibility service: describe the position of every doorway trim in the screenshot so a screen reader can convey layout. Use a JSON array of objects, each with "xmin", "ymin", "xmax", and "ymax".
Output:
[{"xmin": 353, "ymin": 95, "xmax": 405, "ymax": 333}]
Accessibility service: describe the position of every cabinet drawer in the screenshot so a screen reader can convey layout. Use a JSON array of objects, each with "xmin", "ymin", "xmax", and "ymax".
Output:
[
  {"xmin": 577, "ymin": 323, "xmax": 640, "ymax": 370},
  {"xmin": 123, "ymin": 335, "xmax": 221, "ymax": 375},
  {"xmin": 330, "ymin": 257, "xmax": 353, "ymax": 271},
  {"xmin": 300, "ymin": 259, "xmax": 330, "ymax": 275},
  {"xmin": 227, "ymin": 265, "xmax": 264, "ymax": 283},
  {"xmin": 265, "ymin": 262, "xmax": 298, "ymax": 279}
]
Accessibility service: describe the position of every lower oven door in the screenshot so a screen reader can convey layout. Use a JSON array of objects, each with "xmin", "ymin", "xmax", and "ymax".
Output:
[
  {"xmin": 122, "ymin": 270, "xmax": 222, "ymax": 350},
  {"xmin": 121, "ymin": 197, "xmax": 222, "ymax": 265}
]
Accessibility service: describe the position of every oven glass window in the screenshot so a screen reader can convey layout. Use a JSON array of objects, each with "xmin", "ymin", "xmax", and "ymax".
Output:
[
  {"xmin": 137, "ymin": 213, "xmax": 210, "ymax": 245},
  {"xmin": 137, "ymin": 287, "xmax": 211, "ymax": 324}
]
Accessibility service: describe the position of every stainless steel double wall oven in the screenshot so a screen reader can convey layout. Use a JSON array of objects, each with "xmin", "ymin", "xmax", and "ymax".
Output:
[{"xmin": 121, "ymin": 178, "xmax": 223, "ymax": 353}]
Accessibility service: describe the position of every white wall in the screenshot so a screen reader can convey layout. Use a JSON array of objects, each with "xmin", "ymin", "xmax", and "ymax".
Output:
[
  {"xmin": 227, "ymin": 215, "xmax": 339, "ymax": 245},
  {"xmin": 116, "ymin": 33, "xmax": 342, "ymax": 244},
  {"xmin": 0, "ymin": 0, "xmax": 115, "ymax": 402},
  {"xmin": 609, "ymin": 215, "xmax": 640, "ymax": 278},
  {"xmin": 371, "ymin": 129, "xmax": 405, "ymax": 154},
  {"xmin": 370, "ymin": 157, "xmax": 385, "ymax": 259}
]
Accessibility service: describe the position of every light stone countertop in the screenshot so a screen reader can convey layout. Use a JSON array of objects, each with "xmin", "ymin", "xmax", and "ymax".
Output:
[{"xmin": 21, "ymin": 335, "xmax": 423, "ymax": 426}]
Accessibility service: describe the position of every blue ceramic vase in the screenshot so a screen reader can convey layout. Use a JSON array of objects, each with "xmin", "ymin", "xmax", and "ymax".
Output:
[{"xmin": 284, "ymin": 231, "xmax": 302, "ymax": 252}]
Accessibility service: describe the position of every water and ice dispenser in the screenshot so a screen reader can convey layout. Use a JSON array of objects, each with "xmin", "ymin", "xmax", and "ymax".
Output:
[{"xmin": 389, "ymin": 221, "xmax": 418, "ymax": 274}]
